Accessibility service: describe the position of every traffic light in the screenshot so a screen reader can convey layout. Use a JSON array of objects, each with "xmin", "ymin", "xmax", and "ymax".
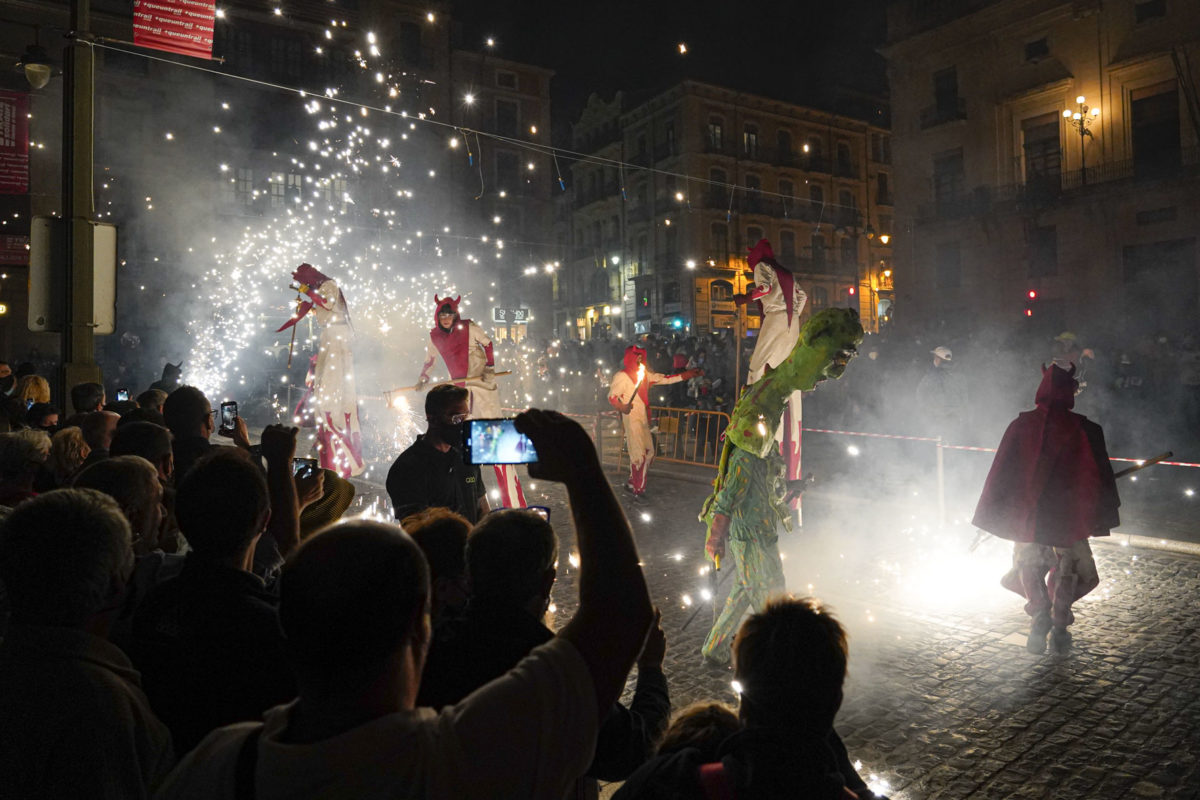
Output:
[
  {"xmin": 1025, "ymin": 289, "xmax": 1038, "ymax": 317},
  {"xmin": 848, "ymin": 286, "xmax": 857, "ymax": 296},
  {"xmin": 1027, "ymin": 289, "xmax": 1038, "ymax": 300}
]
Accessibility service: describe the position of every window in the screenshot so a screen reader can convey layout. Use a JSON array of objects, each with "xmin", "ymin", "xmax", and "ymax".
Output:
[
  {"xmin": 777, "ymin": 129, "xmax": 793, "ymax": 158},
  {"xmin": 935, "ymin": 241, "xmax": 961, "ymax": 289},
  {"xmin": 780, "ymin": 230, "xmax": 796, "ymax": 259},
  {"xmin": 838, "ymin": 189, "xmax": 855, "ymax": 210},
  {"xmin": 876, "ymin": 172, "xmax": 891, "ymax": 205},
  {"xmin": 399, "ymin": 23, "xmax": 422, "ymax": 64},
  {"xmin": 496, "ymin": 150, "xmax": 519, "ymax": 188},
  {"xmin": 836, "ymin": 142, "xmax": 852, "ymax": 171},
  {"xmin": 665, "ymin": 121, "xmax": 676, "ymax": 154},
  {"xmin": 1132, "ymin": 81, "xmax": 1181, "ymax": 176},
  {"xmin": 743, "ymin": 125, "xmax": 759, "ymax": 158},
  {"xmin": 779, "ymin": 179, "xmax": 794, "ymax": 201},
  {"xmin": 1135, "ymin": 0, "xmax": 1166, "ymax": 23},
  {"xmin": 932, "ymin": 148, "xmax": 965, "ymax": 206},
  {"xmin": 933, "ymin": 67, "xmax": 959, "ymax": 112},
  {"xmin": 809, "ymin": 185, "xmax": 824, "ymax": 205},
  {"xmin": 870, "ymin": 133, "xmax": 891, "ymax": 164},
  {"xmin": 235, "ymin": 168, "xmax": 254, "ymax": 206},
  {"xmin": 1024, "ymin": 37, "xmax": 1049, "ymax": 62},
  {"xmin": 711, "ymin": 223, "xmax": 729, "ymax": 256},
  {"xmin": 811, "ymin": 234, "xmax": 826, "ymax": 266},
  {"xmin": 286, "ymin": 173, "xmax": 302, "ymax": 201},
  {"xmin": 810, "ymin": 285, "xmax": 829, "ymax": 310},
  {"xmin": 707, "ymin": 117, "xmax": 724, "ymax": 149},
  {"xmin": 270, "ymin": 172, "xmax": 286, "ymax": 208},
  {"xmin": 495, "ymin": 99, "xmax": 519, "ymax": 137},
  {"xmin": 1029, "ymin": 226, "xmax": 1058, "ymax": 277},
  {"xmin": 664, "ymin": 282, "xmax": 681, "ymax": 304},
  {"xmin": 711, "ymin": 280, "xmax": 734, "ymax": 302},
  {"xmin": 1022, "ymin": 113, "xmax": 1061, "ymax": 187},
  {"xmin": 747, "ymin": 226, "xmax": 764, "ymax": 248},
  {"xmin": 806, "ymin": 136, "xmax": 823, "ymax": 158},
  {"xmin": 495, "ymin": 70, "xmax": 517, "ymax": 89},
  {"xmin": 840, "ymin": 237, "xmax": 858, "ymax": 270}
]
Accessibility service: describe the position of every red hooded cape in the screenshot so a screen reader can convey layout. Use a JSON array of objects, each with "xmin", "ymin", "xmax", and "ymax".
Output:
[
  {"xmin": 427, "ymin": 294, "xmax": 493, "ymax": 379},
  {"xmin": 972, "ymin": 365, "xmax": 1120, "ymax": 547}
]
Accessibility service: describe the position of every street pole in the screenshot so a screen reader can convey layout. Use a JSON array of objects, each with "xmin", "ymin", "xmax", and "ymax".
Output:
[
  {"xmin": 1080, "ymin": 124, "xmax": 1087, "ymax": 186},
  {"xmin": 61, "ymin": 0, "xmax": 102, "ymax": 396}
]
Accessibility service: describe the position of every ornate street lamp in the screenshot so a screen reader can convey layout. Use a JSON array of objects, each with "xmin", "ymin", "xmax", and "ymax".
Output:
[{"xmin": 1063, "ymin": 96, "xmax": 1100, "ymax": 185}]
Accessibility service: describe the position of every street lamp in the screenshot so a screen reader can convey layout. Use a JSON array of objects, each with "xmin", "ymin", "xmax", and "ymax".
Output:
[{"xmin": 1063, "ymin": 96, "xmax": 1099, "ymax": 185}]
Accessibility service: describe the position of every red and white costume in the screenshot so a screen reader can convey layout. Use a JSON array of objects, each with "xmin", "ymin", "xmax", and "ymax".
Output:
[
  {"xmin": 741, "ymin": 239, "xmax": 807, "ymax": 518},
  {"xmin": 608, "ymin": 345, "xmax": 694, "ymax": 496},
  {"xmin": 419, "ymin": 295, "xmax": 525, "ymax": 508},
  {"xmin": 277, "ymin": 264, "xmax": 364, "ymax": 477}
]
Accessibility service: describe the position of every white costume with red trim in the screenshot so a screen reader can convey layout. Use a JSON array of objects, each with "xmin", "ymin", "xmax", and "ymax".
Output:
[
  {"xmin": 608, "ymin": 346, "xmax": 689, "ymax": 495},
  {"xmin": 419, "ymin": 295, "xmax": 525, "ymax": 508},
  {"xmin": 278, "ymin": 264, "xmax": 364, "ymax": 477},
  {"xmin": 744, "ymin": 240, "xmax": 807, "ymax": 518}
]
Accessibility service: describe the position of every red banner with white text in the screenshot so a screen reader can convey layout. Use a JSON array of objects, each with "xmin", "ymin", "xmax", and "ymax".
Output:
[
  {"xmin": 0, "ymin": 91, "xmax": 30, "ymax": 195},
  {"xmin": 133, "ymin": 0, "xmax": 215, "ymax": 60}
]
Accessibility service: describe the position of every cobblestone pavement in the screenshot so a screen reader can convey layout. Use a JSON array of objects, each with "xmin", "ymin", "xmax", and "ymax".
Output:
[{"xmin": 438, "ymin": 464, "xmax": 1200, "ymax": 800}]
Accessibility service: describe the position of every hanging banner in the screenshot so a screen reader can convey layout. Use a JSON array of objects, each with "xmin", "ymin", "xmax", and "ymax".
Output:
[
  {"xmin": 133, "ymin": 0, "xmax": 216, "ymax": 60},
  {"xmin": 0, "ymin": 91, "xmax": 30, "ymax": 195}
]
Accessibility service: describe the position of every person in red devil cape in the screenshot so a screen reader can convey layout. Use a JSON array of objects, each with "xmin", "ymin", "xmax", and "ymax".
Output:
[
  {"xmin": 417, "ymin": 295, "xmax": 525, "ymax": 508},
  {"xmin": 972, "ymin": 363, "xmax": 1120, "ymax": 655},
  {"xmin": 735, "ymin": 239, "xmax": 808, "ymax": 522},
  {"xmin": 608, "ymin": 345, "xmax": 702, "ymax": 500}
]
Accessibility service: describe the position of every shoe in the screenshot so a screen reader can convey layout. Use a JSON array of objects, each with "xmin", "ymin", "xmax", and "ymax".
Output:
[
  {"xmin": 1026, "ymin": 611, "xmax": 1052, "ymax": 654},
  {"xmin": 622, "ymin": 482, "xmax": 636, "ymax": 495},
  {"xmin": 1050, "ymin": 626, "xmax": 1072, "ymax": 655}
]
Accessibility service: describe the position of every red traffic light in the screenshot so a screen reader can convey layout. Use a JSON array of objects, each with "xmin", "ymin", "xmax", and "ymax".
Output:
[
  {"xmin": 1025, "ymin": 308, "xmax": 1033, "ymax": 317},
  {"xmin": 848, "ymin": 286, "xmax": 857, "ymax": 295},
  {"xmin": 1027, "ymin": 289, "xmax": 1038, "ymax": 300}
]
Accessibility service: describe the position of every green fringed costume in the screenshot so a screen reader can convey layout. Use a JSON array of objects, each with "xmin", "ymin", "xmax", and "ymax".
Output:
[{"xmin": 701, "ymin": 308, "xmax": 863, "ymax": 663}]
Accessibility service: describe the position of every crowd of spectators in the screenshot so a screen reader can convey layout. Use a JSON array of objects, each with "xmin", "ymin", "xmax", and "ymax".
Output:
[{"xmin": 0, "ymin": 355, "xmax": 889, "ymax": 798}]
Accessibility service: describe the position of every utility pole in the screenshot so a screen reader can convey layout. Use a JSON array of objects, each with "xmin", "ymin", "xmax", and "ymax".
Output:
[{"xmin": 61, "ymin": 0, "xmax": 102, "ymax": 395}]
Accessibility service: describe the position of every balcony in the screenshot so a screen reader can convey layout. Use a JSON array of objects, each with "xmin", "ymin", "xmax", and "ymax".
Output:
[{"xmin": 919, "ymin": 97, "xmax": 968, "ymax": 130}]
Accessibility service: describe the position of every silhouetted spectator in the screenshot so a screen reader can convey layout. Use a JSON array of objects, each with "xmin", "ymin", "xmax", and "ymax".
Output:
[
  {"xmin": 0, "ymin": 489, "xmax": 175, "ymax": 798},
  {"xmin": 120, "ymin": 406, "xmax": 168, "ymax": 428},
  {"xmin": 43, "ymin": 426, "xmax": 90, "ymax": 491},
  {"xmin": 105, "ymin": 399, "xmax": 140, "ymax": 417},
  {"xmin": 137, "ymin": 388, "xmax": 168, "ymax": 415},
  {"xmin": 150, "ymin": 361, "xmax": 183, "ymax": 394},
  {"xmin": 131, "ymin": 446, "xmax": 297, "ymax": 754},
  {"xmin": 401, "ymin": 506, "xmax": 471, "ymax": 628},
  {"xmin": 70, "ymin": 381, "xmax": 106, "ymax": 414},
  {"xmin": 154, "ymin": 409, "xmax": 654, "ymax": 800},
  {"xmin": 615, "ymin": 597, "xmax": 887, "ymax": 800},
  {"xmin": 79, "ymin": 410, "xmax": 121, "ymax": 470},
  {"xmin": 418, "ymin": 507, "xmax": 671, "ymax": 789},
  {"xmin": 74, "ymin": 456, "xmax": 181, "ymax": 650},
  {"xmin": 162, "ymin": 386, "xmax": 251, "ymax": 484},
  {"xmin": 110, "ymin": 421, "xmax": 182, "ymax": 553},
  {"xmin": 15, "ymin": 375, "xmax": 50, "ymax": 409},
  {"xmin": 0, "ymin": 430, "xmax": 51, "ymax": 506},
  {"xmin": 25, "ymin": 401, "xmax": 60, "ymax": 433},
  {"xmin": 656, "ymin": 702, "xmax": 741, "ymax": 762}
]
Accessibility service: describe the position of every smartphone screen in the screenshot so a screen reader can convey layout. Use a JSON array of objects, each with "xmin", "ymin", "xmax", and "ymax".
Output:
[
  {"xmin": 116, "ymin": 389, "xmax": 130, "ymax": 402},
  {"xmin": 463, "ymin": 418, "xmax": 539, "ymax": 465},
  {"xmin": 292, "ymin": 458, "xmax": 319, "ymax": 479},
  {"xmin": 220, "ymin": 401, "xmax": 237, "ymax": 433}
]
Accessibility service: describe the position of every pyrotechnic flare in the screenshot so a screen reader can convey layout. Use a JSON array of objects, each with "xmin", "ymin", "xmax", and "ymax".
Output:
[
  {"xmin": 277, "ymin": 263, "xmax": 365, "ymax": 477},
  {"xmin": 416, "ymin": 294, "xmax": 525, "ymax": 508},
  {"xmin": 608, "ymin": 345, "xmax": 702, "ymax": 500}
]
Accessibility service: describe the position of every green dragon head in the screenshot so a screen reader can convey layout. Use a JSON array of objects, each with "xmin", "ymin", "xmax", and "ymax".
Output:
[{"xmin": 732, "ymin": 308, "xmax": 864, "ymax": 458}]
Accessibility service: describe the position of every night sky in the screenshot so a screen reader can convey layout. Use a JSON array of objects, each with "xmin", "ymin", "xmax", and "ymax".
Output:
[{"xmin": 452, "ymin": 0, "xmax": 890, "ymax": 135}]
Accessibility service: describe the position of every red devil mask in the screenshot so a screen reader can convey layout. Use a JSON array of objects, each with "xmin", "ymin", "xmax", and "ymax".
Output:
[
  {"xmin": 277, "ymin": 263, "xmax": 334, "ymax": 332},
  {"xmin": 433, "ymin": 294, "xmax": 462, "ymax": 330}
]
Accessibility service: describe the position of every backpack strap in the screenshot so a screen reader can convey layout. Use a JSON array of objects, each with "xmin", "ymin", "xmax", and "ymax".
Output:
[
  {"xmin": 698, "ymin": 761, "xmax": 735, "ymax": 800},
  {"xmin": 234, "ymin": 726, "xmax": 264, "ymax": 800}
]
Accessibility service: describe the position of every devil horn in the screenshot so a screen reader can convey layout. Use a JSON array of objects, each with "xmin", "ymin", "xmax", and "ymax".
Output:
[
  {"xmin": 454, "ymin": 295, "xmax": 461, "ymax": 304},
  {"xmin": 434, "ymin": 294, "xmax": 441, "ymax": 305}
]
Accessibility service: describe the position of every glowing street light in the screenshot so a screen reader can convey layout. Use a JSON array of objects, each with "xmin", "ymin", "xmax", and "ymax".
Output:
[{"xmin": 1064, "ymin": 95, "xmax": 1099, "ymax": 185}]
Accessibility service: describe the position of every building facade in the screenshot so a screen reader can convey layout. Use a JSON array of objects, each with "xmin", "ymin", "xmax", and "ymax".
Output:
[
  {"xmin": 562, "ymin": 81, "xmax": 894, "ymax": 341},
  {"xmin": 884, "ymin": 0, "xmax": 1200, "ymax": 338}
]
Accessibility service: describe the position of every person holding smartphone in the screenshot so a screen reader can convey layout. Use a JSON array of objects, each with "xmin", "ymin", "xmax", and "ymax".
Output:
[{"xmin": 387, "ymin": 384, "xmax": 489, "ymax": 524}]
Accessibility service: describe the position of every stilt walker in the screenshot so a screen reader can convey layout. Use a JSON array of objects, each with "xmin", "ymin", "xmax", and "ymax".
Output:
[
  {"xmin": 736, "ymin": 239, "xmax": 808, "ymax": 521},
  {"xmin": 277, "ymin": 263, "xmax": 365, "ymax": 477},
  {"xmin": 608, "ymin": 345, "xmax": 702, "ymax": 499},
  {"xmin": 417, "ymin": 295, "xmax": 525, "ymax": 508},
  {"xmin": 700, "ymin": 309, "xmax": 862, "ymax": 664}
]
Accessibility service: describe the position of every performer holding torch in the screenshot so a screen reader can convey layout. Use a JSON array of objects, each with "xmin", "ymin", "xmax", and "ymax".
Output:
[
  {"xmin": 972, "ymin": 363, "xmax": 1121, "ymax": 655},
  {"xmin": 416, "ymin": 294, "xmax": 525, "ymax": 508},
  {"xmin": 608, "ymin": 345, "xmax": 702, "ymax": 500}
]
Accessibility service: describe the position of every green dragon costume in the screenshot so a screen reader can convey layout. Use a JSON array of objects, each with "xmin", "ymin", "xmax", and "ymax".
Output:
[{"xmin": 700, "ymin": 308, "xmax": 863, "ymax": 663}]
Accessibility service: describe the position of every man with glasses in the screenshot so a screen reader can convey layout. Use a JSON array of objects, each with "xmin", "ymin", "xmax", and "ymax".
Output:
[{"xmin": 387, "ymin": 383, "xmax": 489, "ymax": 524}]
